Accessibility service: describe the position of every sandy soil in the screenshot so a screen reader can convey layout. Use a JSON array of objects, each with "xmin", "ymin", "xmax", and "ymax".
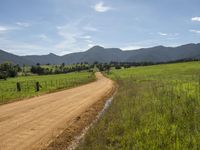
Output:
[{"xmin": 0, "ymin": 72, "xmax": 115, "ymax": 150}]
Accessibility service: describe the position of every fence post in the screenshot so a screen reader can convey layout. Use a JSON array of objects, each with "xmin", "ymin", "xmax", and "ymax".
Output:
[
  {"xmin": 36, "ymin": 82, "xmax": 40, "ymax": 92},
  {"xmin": 16, "ymin": 82, "xmax": 21, "ymax": 92}
]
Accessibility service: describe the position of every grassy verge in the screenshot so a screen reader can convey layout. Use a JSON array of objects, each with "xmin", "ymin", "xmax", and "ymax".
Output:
[
  {"xmin": 77, "ymin": 62, "xmax": 200, "ymax": 150},
  {"xmin": 0, "ymin": 71, "xmax": 95, "ymax": 104}
]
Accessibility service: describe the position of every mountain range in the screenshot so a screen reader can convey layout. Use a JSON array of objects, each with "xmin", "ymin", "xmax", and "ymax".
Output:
[{"xmin": 0, "ymin": 43, "xmax": 200, "ymax": 65}]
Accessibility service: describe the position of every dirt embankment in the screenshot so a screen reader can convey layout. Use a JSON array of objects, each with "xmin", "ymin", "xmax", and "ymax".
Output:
[{"xmin": 0, "ymin": 72, "xmax": 116, "ymax": 150}]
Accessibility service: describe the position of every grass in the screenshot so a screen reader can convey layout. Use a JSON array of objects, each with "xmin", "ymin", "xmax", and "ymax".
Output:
[
  {"xmin": 0, "ymin": 71, "xmax": 95, "ymax": 104},
  {"xmin": 77, "ymin": 62, "xmax": 200, "ymax": 150}
]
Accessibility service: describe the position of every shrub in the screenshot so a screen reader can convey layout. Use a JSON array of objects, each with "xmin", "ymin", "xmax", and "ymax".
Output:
[{"xmin": 0, "ymin": 62, "xmax": 19, "ymax": 79}]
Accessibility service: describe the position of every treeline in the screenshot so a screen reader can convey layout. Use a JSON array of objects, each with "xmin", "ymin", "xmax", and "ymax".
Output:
[
  {"xmin": 92, "ymin": 58, "xmax": 200, "ymax": 72},
  {"xmin": 1, "ymin": 58, "xmax": 199, "ymax": 79},
  {"xmin": 0, "ymin": 62, "xmax": 91, "ymax": 80},
  {"xmin": 0, "ymin": 62, "xmax": 21, "ymax": 80},
  {"xmin": 109, "ymin": 58, "xmax": 200, "ymax": 69},
  {"xmin": 30, "ymin": 63, "xmax": 90, "ymax": 75}
]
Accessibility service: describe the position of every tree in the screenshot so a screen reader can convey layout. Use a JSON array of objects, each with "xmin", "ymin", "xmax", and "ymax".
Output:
[
  {"xmin": 31, "ymin": 65, "xmax": 45, "ymax": 75},
  {"xmin": 0, "ymin": 71, "xmax": 7, "ymax": 80},
  {"xmin": 115, "ymin": 65, "xmax": 121, "ymax": 70},
  {"xmin": 0, "ymin": 62, "xmax": 19, "ymax": 79},
  {"xmin": 22, "ymin": 64, "xmax": 25, "ymax": 73},
  {"xmin": 60, "ymin": 63, "xmax": 65, "ymax": 72},
  {"xmin": 104, "ymin": 64, "xmax": 111, "ymax": 73}
]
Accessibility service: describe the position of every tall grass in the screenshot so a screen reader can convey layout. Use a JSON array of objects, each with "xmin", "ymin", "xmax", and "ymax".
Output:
[{"xmin": 78, "ymin": 62, "xmax": 200, "ymax": 150}]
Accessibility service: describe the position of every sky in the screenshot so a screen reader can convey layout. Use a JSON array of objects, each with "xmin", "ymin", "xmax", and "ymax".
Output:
[{"xmin": 0, "ymin": 0, "xmax": 200, "ymax": 56}]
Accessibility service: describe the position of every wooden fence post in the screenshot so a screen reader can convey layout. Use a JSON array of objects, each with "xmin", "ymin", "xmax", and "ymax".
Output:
[
  {"xmin": 36, "ymin": 82, "xmax": 40, "ymax": 92},
  {"xmin": 16, "ymin": 82, "xmax": 21, "ymax": 92}
]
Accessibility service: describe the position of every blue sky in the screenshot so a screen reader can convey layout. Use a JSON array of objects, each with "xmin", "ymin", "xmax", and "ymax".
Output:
[{"xmin": 0, "ymin": 0, "xmax": 200, "ymax": 55}]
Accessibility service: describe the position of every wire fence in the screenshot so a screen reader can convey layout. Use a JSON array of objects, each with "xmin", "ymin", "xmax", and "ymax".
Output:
[{"xmin": 0, "ymin": 78, "xmax": 87, "ymax": 103}]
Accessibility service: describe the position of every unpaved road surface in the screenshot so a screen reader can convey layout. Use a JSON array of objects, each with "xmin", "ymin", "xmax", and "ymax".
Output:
[{"xmin": 0, "ymin": 72, "xmax": 115, "ymax": 150}]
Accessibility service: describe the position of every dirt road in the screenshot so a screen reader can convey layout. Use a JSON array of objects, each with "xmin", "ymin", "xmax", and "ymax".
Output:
[{"xmin": 0, "ymin": 72, "xmax": 115, "ymax": 150}]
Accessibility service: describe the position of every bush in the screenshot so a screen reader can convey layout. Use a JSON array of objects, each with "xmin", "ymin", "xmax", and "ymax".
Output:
[
  {"xmin": 0, "ymin": 62, "xmax": 19, "ymax": 79},
  {"xmin": 31, "ymin": 65, "xmax": 46, "ymax": 75},
  {"xmin": 0, "ymin": 71, "xmax": 7, "ymax": 80},
  {"xmin": 115, "ymin": 65, "xmax": 121, "ymax": 69}
]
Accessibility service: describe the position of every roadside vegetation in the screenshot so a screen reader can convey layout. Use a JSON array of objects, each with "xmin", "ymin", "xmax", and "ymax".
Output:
[
  {"xmin": 78, "ymin": 61, "xmax": 200, "ymax": 150},
  {"xmin": 0, "ymin": 72, "xmax": 95, "ymax": 104},
  {"xmin": 0, "ymin": 61, "xmax": 113, "ymax": 104}
]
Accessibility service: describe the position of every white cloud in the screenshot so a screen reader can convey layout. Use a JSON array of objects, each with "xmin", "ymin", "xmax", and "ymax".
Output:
[
  {"xmin": 81, "ymin": 35, "xmax": 91, "ymax": 39},
  {"xmin": 0, "ymin": 37, "xmax": 49, "ymax": 55},
  {"xmin": 16, "ymin": 22, "xmax": 30, "ymax": 27},
  {"xmin": 120, "ymin": 39, "xmax": 166, "ymax": 50},
  {"xmin": 55, "ymin": 25, "xmax": 81, "ymax": 51},
  {"xmin": 190, "ymin": 29, "xmax": 200, "ymax": 34},
  {"xmin": 157, "ymin": 32, "xmax": 179, "ymax": 37},
  {"xmin": 0, "ymin": 24, "xmax": 22, "ymax": 34},
  {"xmin": 37, "ymin": 34, "xmax": 52, "ymax": 42},
  {"xmin": 0, "ymin": 20, "xmax": 98, "ymax": 55},
  {"xmin": 191, "ymin": 17, "xmax": 200, "ymax": 22},
  {"xmin": 85, "ymin": 39, "xmax": 93, "ymax": 43},
  {"xmin": 88, "ymin": 43, "xmax": 95, "ymax": 48},
  {"xmin": 55, "ymin": 22, "xmax": 93, "ymax": 53},
  {"xmin": 0, "ymin": 25, "xmax": 20, "ymax": 34},
  {"xmin": 0, "ymin": 26, "xmax": 9, "ymax": 33},
  {"xmin": 93, "ymin": 2, "xmax": 112, "ymax": 12},
  {"xmin": 158, "ymin": 32, "xmax": 168, "ymax": 36},
  {"xmin": 121, "ymin": 45, "xmax": 143, "ymax": 50}
]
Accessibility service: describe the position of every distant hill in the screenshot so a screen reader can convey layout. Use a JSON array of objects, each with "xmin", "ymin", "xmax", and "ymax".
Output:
[
  {"xmin": 61, "ymin": 46, "xmax": 126, "ymax": 64},
  {"xmin": 0, "ymin": 49, "xmax": 33, "ymax": 65},
  {"xmin": 22, "ymin": 53, "xmax": 61, "ymax": 65},
  {"xmin": 1, "ymin": 43, "xmax": 200, "ymax": 65},
  {"xmin": 125, "ymin": 44, "xmax": 200, "ymax": 62}
]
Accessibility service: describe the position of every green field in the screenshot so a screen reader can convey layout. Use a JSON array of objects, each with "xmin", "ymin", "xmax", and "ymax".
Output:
[
  {"xmin": 78, "ymin": 62, "xmax": 200, "ymax": 150},
  {"xmin": 0, "ymin": 71, "xmax": 95, "ymax": 104}
]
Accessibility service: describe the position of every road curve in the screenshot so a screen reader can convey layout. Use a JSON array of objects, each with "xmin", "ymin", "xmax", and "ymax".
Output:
[{"xmin": 0, "ymin": 72, "xmax": 115, "ymax": 150}]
